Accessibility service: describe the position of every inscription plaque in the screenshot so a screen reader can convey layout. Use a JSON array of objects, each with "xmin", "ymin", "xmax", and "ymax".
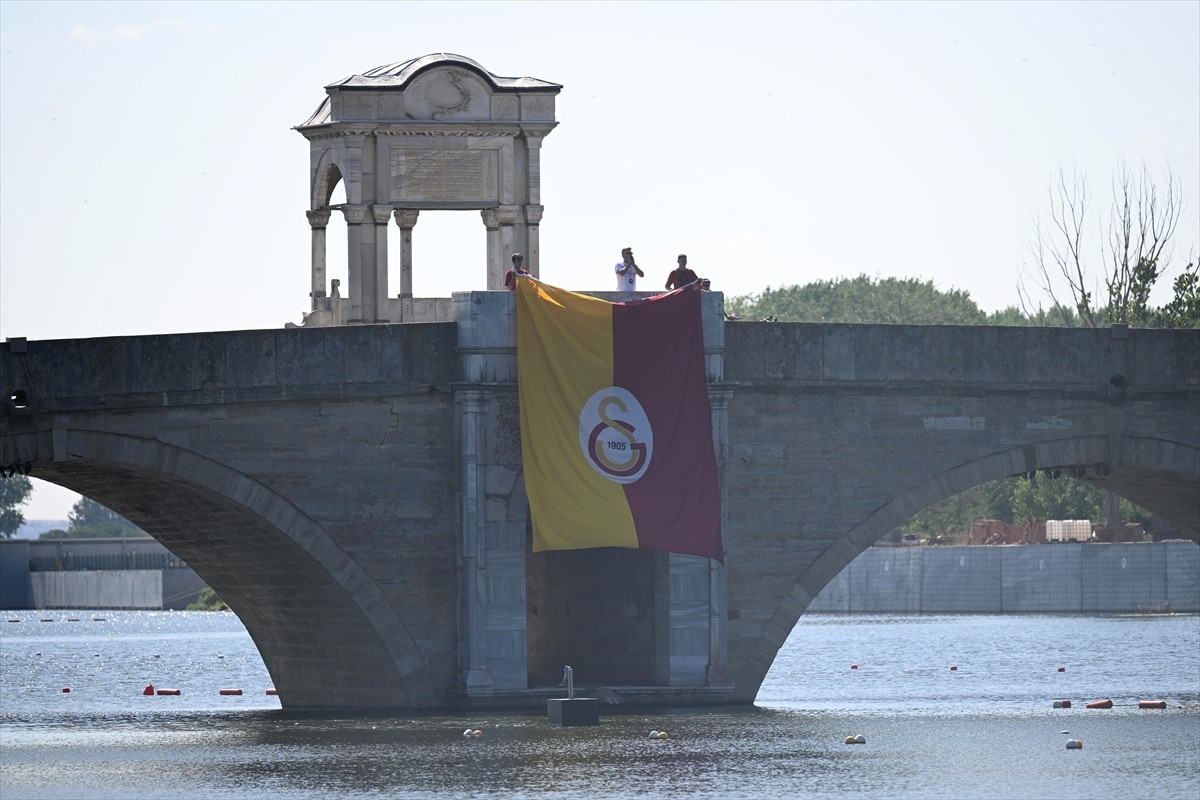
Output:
[{"xmin": 398, "ymin": 150, "xmax": 488, "ymax": 202}]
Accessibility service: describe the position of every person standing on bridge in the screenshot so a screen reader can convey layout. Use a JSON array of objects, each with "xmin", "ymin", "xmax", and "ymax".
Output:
[
  {"xmin": 504, "ymin": 253, "xmax": 531, "ymax": 290},
  {"xmin": 615, "ymin": 246, "xmax": 644, "ymax": 291},
  {"xmin": 665, "ymin": 254, "xmax": 701, "ymax": 291}
]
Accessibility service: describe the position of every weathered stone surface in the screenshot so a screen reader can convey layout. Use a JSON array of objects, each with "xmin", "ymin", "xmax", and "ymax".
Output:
[{"xmin": 1, "ymin": 317, "xmax": 1196, "ymax": 711}]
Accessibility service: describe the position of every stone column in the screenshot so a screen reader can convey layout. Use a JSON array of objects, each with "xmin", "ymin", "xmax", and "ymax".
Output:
[
  {"xmin": 706, "ymin": 387, "xmax": 734, "ymax": 686},
  {"xmin": 524, "ymin": 205, "xmax": 543, "ymax": 278},
  {"xmin": 481, "ymin": 209, "xmax": 502, "ymax": 289},
  {"xmin": 459, "ymin": 390, "xmax": 493, "ymax": 693},
  {"xmin": 393, "ymin": 209, "xmax": 419, "ymax": 322},
  {"xmin": 371, "ymin": 205, "xmax": 392, "ymax": 323},
  {"xmin": 524, "ymin": 134, "xmax": 544, "ymax": 205},
  {"xmin": 306, "ymin": 209, "xmax": 331, "ymax": 311},
  {"xmin": 342, "ymin": 205, "xmax": 369, "ymax": 324},
  {"xmin": 496, "ymin": 205, "xmax": 522, "ymax": 288}
]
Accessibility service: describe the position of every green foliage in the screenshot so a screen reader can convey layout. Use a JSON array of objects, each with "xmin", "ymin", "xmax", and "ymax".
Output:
[
  {"xmin": 1011, "ymin": 473, "xmax": 1153, "ymax": 527},
  {"xmin": 187, "ymin": 586, "xmax": 228, "ymax": 611},
  {"xmin": 727, "ymin": 275, "xmax": 990, "ymax": 325},
  {"xmin": 37, "ymin": 528, "xmax": 69, "ymax": 540},
  {"xmin": 65, "ymin": 497, "xmax": 149, "ymax": 538},
  {"xmin": 0, "ymin": 476, "xmax": 33, "ymax": 538},
  {"xmin": 1153, "ymin": 261, "xmax": 1199, "ymax": 328},
  {"xmin": 903, "ymin": 479, "xmax": 1015, "ymax": 539}
]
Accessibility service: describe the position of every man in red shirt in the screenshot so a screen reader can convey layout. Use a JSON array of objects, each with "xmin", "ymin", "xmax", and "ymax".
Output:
[
  {"xmin": 504, "ymin": 253, "xmax": 531, "ymax": 290},
  {"xmin": 665, "ymin": 254, "xmax": 701, "ymax": 290}
]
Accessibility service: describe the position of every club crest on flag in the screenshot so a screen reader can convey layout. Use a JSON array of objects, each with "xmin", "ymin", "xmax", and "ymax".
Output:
[{"xmin": 579, "ymin": 386, "xmax": 653, "ymax": 484}]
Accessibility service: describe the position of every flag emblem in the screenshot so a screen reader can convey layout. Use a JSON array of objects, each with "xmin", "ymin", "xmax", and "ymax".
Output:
[{"xmin": 579, "ymin": 386, "xmax": 653, "ymax": 483}]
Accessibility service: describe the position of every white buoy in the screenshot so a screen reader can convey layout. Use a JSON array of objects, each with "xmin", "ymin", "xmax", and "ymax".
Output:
[
  {"xmin": 854, "ymin": 734, "xmax": 866, "ymax": 744},
  {"xmin": 463, "ymin": 728, "xmax": 473, "ymax": 737},
  {"xmin": 649, "ymin": 730, "xmax": 659, "ymax": 738},
  {"xmin": 473, "ymin": 729, "xmax": 482, "ymax": 737},
  {"xmin": 657, "ymin": 731, "xmax": 669, "ymax": 739}
]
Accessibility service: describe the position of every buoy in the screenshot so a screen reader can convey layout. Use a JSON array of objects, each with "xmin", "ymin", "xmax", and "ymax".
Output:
[
  {"xmin": 143, "ymin": 684, "xmax": 154, "ymax": 696},
  {"xmin": 1138, "ymin": 700, "xmax": 1167, "ymax": 709},
  {"xmin": 1066, "ymin": 739, "xmax": 1083, "ymax": 749},
  {"xmin": 1060, "ymin": 730, "xmax": 1070, "ymax": 735},
  {"xmin": 1086, "ymin": 699, "xmax": 1113, "ymax": 709},
  {"xmin": 1057, "ymin": 666, "xmax": 1066, "ymax": 672},
  {"xmin": 7, "ymin": 619, "xmax": 20, "ymax": 623},
  {"xmin": 649, "ymin": 730, "xmax": 659, "ymax": 738},
  {"xmin": 93, "ymin": 617, "xmax": 106, "ymax": 622},
  {"xmin": 62, "ymin": 688, "xmax": 71, "ymax": 693},
  {"xmin": 156, "ymin": 688, "xmax": 181, "ymax": 696},
  {"xmin": 67, "ymin": 618, "xmax": 79, "ymax": 622},
  {"xmin": 850, "ymin": 663, "xmax": 858, "ymax": 670},
  {"xmin": 219, "ymin": 688, "xmax": 243, "ymax": 696},
  {"xmin": 463, "ymin": 728, "xmax": 474, "ymax": 737},
  {"xmin": 266, "ymin": 688, "xmax": 278, "ymax": 696},
  {"xmin": 854, "ymin": 734, "xmax": 866, "ymax": 744},
  {"xmin": 657, "ymin": 731, "xmax": 668, "ymax": 739},
  {"xmin": 40, "ymin": 619, "xmax": 53, "ymax": 623},
  {"xmin": 473, "ymin": 730, "xmax": 483, "ymax": 737},
  {"xmin": 1053, "ymin": 699, "xmax": 1072, "ymax": 708},
  {"xmin": 949, "ymin": 665, "xmax": 958, "ymax": 671},
  {"xmin": 845, "ymin": 735, "xmax": 856, "ymax": 744}
]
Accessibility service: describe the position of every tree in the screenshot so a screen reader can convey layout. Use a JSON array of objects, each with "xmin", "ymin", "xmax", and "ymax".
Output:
[
  {"xmin": 727, "ymin": 275, "xmax": 989, "ymax": 325},
  {"xmin": 66, "ymin": 497, "xmax": 148, "ymax": 538},
  {"xmin": 1022, "ymin": 161, "xmax": 1187, "ymax": 327},
  {"xmin": 1154, "ymin": 260, "xmax": 1200, "ymax": 328},
  {"xmin": 0, "ymin": 475, "xmax": 33, "ymax": 538}
]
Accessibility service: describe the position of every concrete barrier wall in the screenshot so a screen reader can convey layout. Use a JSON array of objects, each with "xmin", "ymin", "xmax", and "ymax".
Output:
[
  {"xmin": 32, "ymin": 570, "xmax": 162, "ymax": 610},
  {"xmin": 808, "ymin": 542, "xmax": 1199, "ymax": 614}
]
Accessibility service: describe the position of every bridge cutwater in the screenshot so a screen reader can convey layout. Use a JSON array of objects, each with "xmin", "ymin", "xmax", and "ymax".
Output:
[{"xmin": 2, "ymin": 53, "xmax": 1197, "ymax": 711}]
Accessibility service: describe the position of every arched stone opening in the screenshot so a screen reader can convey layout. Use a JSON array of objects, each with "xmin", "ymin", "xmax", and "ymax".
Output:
[
  {"xmin": 25, "ymin": 430, "xmax": 441, "ymax": 711},
  {"xmin": 730, "ymin": 435, "xmax": 1200, "ymax": 702}
]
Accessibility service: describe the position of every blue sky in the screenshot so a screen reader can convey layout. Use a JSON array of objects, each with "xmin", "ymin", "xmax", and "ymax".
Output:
[{"xmin": 2, "ymin": 0, "xmax": 1198, "ymax": 518}]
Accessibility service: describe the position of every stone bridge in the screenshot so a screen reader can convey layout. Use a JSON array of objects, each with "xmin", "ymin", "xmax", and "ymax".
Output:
[{"xmin": 2, "ymin": 292, "xmax": 1197, "ymax": 711}]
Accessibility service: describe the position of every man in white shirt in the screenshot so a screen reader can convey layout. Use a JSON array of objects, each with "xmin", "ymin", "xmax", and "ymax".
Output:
[{"xmin": 615, "ymin": 246, "xmax": 644, "ymax": 291}]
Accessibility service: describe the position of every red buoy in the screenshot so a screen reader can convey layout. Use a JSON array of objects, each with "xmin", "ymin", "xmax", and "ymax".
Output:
[
  {"xmin": 219, "ymin": 688, "xmax": 243, "ymax": 696},
  {"xmin": 1138, "ymin": 700, "xmax": 1167, "ymax": 709},
  {"xmin": 143, "ymin": 684, "xmax": 154, "ymax": 696},
  {"xmin": 1086, "ymin": 699, "xmax": 1113, "ymax": 709},
  {"xmin": 156, "ymin": 688, "xmax": 181, "ymax": 696},
  {"xmin": 62, "ymin": 688, "xmax": 71, "ymax": 693},
  {"xmin": 949, "ymin": 665, "xmax": 958, "ymax": 671},
  {"xmin": 850, "ymin": 664, "xmax": 859, "ymax": 670},
  {"xmin": 265, "ymin": 688, "xmax": 278, "ymax": 696},
  {"xmin": 1057, "ymin": 666, "xmax": 1066, "ymax": 672}
]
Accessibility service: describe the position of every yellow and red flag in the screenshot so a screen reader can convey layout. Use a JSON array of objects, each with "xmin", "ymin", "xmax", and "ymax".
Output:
[{"xmin": 515, "ymin": 277, "xmax": 722, "ymax": 562}]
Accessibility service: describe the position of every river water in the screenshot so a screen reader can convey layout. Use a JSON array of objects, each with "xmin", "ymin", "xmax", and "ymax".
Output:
[{"xmin": 1, "ymin": 611, "xmax": 1197, "ymax": 799}]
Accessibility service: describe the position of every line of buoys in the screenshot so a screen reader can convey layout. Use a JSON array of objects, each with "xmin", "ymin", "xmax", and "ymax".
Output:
[
  {"xmin": 1138, "ymin": 699, "xmax": 1167, "ymax": 709},
  {"xmin": 1085, "ymin": 699, "xmax": 1113, "ymax": 709},
  {"xmin": 218, "ymin": 688, "xmax": 243, "ymax": 696},
  {"xmin": 844, "ymin": 734, "xmax": 866, "ymax": 744},
  {"xmin": 1053, "ymin": 699, "xmax": 1072, "ymax": 708},
  {"xmin": 462, "ymin": 728, "xmax": 482, "ymax": 737},
  {"xmin": 156, "ymin": 688, "xmax": 182, "ymax": 696}
]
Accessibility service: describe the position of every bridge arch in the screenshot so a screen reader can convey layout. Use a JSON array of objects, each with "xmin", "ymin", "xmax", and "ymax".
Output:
[
  {"xmin": 733, "ymin": 434, "xmax": 1200, "ymax": 701},
  {"xmin": 30, "ymin": 429, "xmax": 440, "ymax": 710}
]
